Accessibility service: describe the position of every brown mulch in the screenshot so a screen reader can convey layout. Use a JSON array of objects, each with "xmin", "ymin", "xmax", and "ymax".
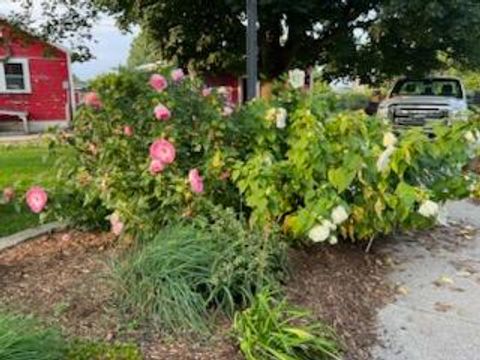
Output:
[
  {"xmin": 0, "ymin": 231, "xmax": 239, "ymax": 360},
  {"xmin": 287, "ymin": 244, "xmax": 395, "ymax": 360},
  {"xmin": 0, "ymin": 231, "xmax": 117, "ymax": 339},
  {"xmin": 0, "ymin": 230, "xmax": 394, "ymax": 359},
  {"xmin": 468, "ymin": 157, "xmax": 480, "ymax": 174}
]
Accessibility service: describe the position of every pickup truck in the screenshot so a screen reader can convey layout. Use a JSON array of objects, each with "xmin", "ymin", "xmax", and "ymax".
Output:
[{"xmin": 376, "ymin": 77, "xmax": 468, "ymax": 129}]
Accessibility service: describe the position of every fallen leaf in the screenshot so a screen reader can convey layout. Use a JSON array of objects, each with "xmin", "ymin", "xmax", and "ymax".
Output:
[
  {"xmin": 383, "ymin": 256, "xmax": 395, "ymax": 267},
  {"xmin": 105, "ymin": 331, "xmax": 116, "ymax": 341},
  {"xmin": 457, "ymin": 270, "xmax": 473, "ymax": 278},
  {"xmin": 434, "ymin": 275, "xmax": 454, "ymax": 287},
  {"xmin": 434, "ymin": 302, "xmax": 454, "ymax": 313},
  {"xmin": 396, "ymin": 285, "xmax": 409, "ymax": 296}
]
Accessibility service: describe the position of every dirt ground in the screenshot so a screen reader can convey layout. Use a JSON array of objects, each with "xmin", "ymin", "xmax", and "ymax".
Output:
[{"xmin": 0, "ymin": 230, "xmax": 394, "ymax": 359}]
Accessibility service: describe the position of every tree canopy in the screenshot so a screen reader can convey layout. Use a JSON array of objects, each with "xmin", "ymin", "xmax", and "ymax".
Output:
[
  {"xmin": 127, "ymin": 30, "xmax": 163, "ymax": 68},
  {"xmin": 9, "ymin": 0, "xmax": 480, "ymax": 82},
  {"xmin": 96, "ymin": 0, "xmax": 480, "ymax": 82},
  {"xmin": 6, "ymin": 0, "xmax": 99, "ymax": 62}
]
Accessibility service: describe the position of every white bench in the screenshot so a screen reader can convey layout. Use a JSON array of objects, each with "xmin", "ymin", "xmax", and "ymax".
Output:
[{"xmin": 0, "ymin": 109, "xmax": 29, "ymax": 133}]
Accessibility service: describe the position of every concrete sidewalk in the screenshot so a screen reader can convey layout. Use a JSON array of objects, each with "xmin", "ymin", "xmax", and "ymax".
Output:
[
  {"xmin": 0, "ymin": 222, "xmax": 64, "ymax": 252},
  {"xmin": 0, "ymin": 133, "xmax": 44, "ymax": 143},
  {"xmin": 373, "ymin": 200, "xmax": 480, "ymax": 360}
]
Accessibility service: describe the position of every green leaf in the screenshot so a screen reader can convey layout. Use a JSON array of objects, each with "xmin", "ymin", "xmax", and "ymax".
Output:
[
  {"xmin": 328, "ymin": 167, "xmax": 355, "ymax": 192},
  {"xmin": 395, "ymin": 182, "xmax": 417, "ymax": 210}
]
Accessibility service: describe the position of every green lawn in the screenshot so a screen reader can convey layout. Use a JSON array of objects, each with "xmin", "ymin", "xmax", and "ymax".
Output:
[
  {"xmin": 0, "ymin": 203, "xmax": 41, "ymax": 237},
  {"xmin": 0, "ymin": 142, "xmax": 60, "ymax": 237}
]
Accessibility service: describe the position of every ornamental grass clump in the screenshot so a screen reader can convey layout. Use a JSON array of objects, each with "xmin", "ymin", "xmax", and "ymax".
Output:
[
  {"xmin": 233, "ymin": 289, "xmax": 342, "ymax": 360},
  {"xmin": 0, "ymin": 312, "xmax": 66, "ymax": 360},
  {"xmin": 111, "ymin": 206, "xmax": 287, "ymax": 334},
  {"xmin": 112, "ymin": 224, "xmax": 214, "ymax": 333}
]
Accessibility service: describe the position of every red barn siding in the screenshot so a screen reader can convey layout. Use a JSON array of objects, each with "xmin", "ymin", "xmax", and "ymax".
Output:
[
  {"xmin": 0, "ymin": 57, "xmax": 69, "ymax": 121},
  {"xmin": 0, "ymin": 22, "xmax": 72, "ymax": 128},
  {"xmin": 205, "ymin": 75, "xmax": 241, "ymax": 104}
]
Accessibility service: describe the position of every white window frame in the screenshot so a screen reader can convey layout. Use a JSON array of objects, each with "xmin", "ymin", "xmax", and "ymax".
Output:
[{"xmin": 0, "ymin": 58, "xmax": 32, "ymax": 94}]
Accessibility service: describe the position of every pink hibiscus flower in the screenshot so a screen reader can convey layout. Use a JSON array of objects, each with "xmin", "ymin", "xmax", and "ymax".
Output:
[
  {"xmin": 149, "ymin": 159, "xmax": 165, "ymax": 175},
  {"xmin": 154, "ymin": 104, "xmax": 172, "ymax": 121},
  {"xmin": 26, "ymin": 186, "xmax": 48, "ymax": 213},
  {"xmin": 109, "ymin": 212, "xmax": 124, "ymax": 236},
  {"xmin": 112, "ymin": 222, "xmax": 124, "ymax": 236},
  {"xmin": 124, "ymin": 125, "xmax": 134, "ymax": 137},
  {"xmin": 149, "ymin": 74, "xmax": 168, "ymax": 92},
  {"xmin": 3, "ymin": 187, "xmax": 15, "ymax": 203},
  {"xmin": 84, "ymin": 92, "xmax": 102, "ymax": 109},
  {"xmin": 171, "ymin": 68, "xmax": 185, "ymax": 82},
  {"xmin": 222, "ymin": 106, "xmax": 234, "ymax": 117},
  {"xmin": 188, "ymin": 169, "xmax": 204, "ymax": 194},
  {"xmin": 149, "ymin": 139, "xmax": 176, "ymax": 164}
]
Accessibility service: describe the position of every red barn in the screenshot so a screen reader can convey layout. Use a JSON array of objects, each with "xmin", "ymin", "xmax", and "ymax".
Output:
[{"xmin": 0, "ymin": 19, "xmax": 75, "ymax": 133}]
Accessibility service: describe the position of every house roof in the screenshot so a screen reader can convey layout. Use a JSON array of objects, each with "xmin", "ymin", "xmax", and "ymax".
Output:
[{"xmin": 0, "ymin": 16, "xmax": 70, "ymax": 54}]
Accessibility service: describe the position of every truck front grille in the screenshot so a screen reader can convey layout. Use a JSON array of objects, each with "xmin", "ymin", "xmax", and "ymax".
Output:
[{"xmin": 389, "ymin": 105, "xmax": 449, "ymax": 126}]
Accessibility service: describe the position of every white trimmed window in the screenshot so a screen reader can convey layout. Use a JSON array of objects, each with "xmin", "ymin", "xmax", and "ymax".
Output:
[{"xmin": 0, "ymin": 58, "xmax": 32, "ymax": 94}]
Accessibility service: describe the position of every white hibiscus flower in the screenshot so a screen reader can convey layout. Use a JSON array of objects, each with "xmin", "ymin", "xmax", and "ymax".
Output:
[
  {"xmin": 329, "ymin": 236, "xmax": 338, "ymax": 245},
  {"xmin": 376, "ymin": 146, "xmax": 396, "ymax": 172},
  {"xmin": 383, "ymin": 132, "xmax": 398, "ymax": 148},
  {"xmin": 323, "ymin": 219, "xmax": 337, "ymax": 231},
  {"xmin": 308, "ymin": 223, "xmax": 331, "ymax": 243},
  {"xmin": 276, "ymin": 108, "xmax": 287, "ymax": 129},
  {"xmin": 331, "ymin": 205, "xmax": 349, "ymax": 225},
  {"xmin": 418, "ymin": 200, "xmax": 440, "ymax": 218},
  {"xmin": 288, "ymin": 69, "xmax": 306, "ymax": 89},
  {"xmin": 465, "ymin": 131, "xmax": 476, "ymax": 143}
]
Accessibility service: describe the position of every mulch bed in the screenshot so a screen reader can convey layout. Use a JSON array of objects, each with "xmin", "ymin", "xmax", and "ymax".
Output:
[
  {"xmin": 0, "ymin": 230, "xmax": 394, "ymax": 359},
  {"xmin": 468, "ymin": 157, "xmax": 480, "ymax": 174},
  {"xmin": 287, "ymin": 244, "xmax": 395, "ymax": 360}
]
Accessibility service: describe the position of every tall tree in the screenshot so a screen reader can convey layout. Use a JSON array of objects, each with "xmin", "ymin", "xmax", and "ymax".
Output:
[
  {"xmin": 5, "ymin": 0, "xmax": 99, "ymax": 62},
  {"xmin": 8, "ymin": 0, "xmax": 480, "ymax": 82},
  {"xmin": 127, "ymin": 30, "xmax": 163, "ymax": 68},
  {"xmin": 95, "ymin": 0, "xmax": 480, "ymax": 82}
]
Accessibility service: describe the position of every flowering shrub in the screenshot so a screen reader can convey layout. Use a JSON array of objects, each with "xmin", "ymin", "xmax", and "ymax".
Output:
[
  {"xmin": 54, "ymin": 66, "xmax": 480, "ymax": 244},
  {"xmin": 233, "ymin": 85, "xmax": 480, "ymax": 243},
  {"xmin": 55, "ymin": 67, "xmax": 242, "ymax": 236}
]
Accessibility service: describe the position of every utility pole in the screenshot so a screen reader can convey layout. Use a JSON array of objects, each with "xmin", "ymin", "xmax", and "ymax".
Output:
[{"xmin": 246, "ymin": 0, "xmax": 258, "ymax": 101}]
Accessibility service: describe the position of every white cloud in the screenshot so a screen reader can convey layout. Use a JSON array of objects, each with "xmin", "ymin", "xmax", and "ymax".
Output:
[{"xmin": 73, "ymin": 23, "xmax": 138, "ymax": 80}]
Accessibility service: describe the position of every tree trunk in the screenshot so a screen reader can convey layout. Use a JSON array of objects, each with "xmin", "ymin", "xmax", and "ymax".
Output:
[{"xmin": 260, "ymin": 80, "xmax": 273, "ymax": 100}]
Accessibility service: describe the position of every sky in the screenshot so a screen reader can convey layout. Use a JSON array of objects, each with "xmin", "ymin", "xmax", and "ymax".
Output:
[
  {"xmin": 71, "ymin": 17, "xmax": 137, "ymax": 80},
  {"xmin": 0, "ymin": 0, "xmax": 137, "ymax": 80}
]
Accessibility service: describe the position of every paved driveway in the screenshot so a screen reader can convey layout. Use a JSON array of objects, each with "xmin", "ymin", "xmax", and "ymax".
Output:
[{"xmin": 373, "ymin": 200, "xmax": 480, "ymax": 359}]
